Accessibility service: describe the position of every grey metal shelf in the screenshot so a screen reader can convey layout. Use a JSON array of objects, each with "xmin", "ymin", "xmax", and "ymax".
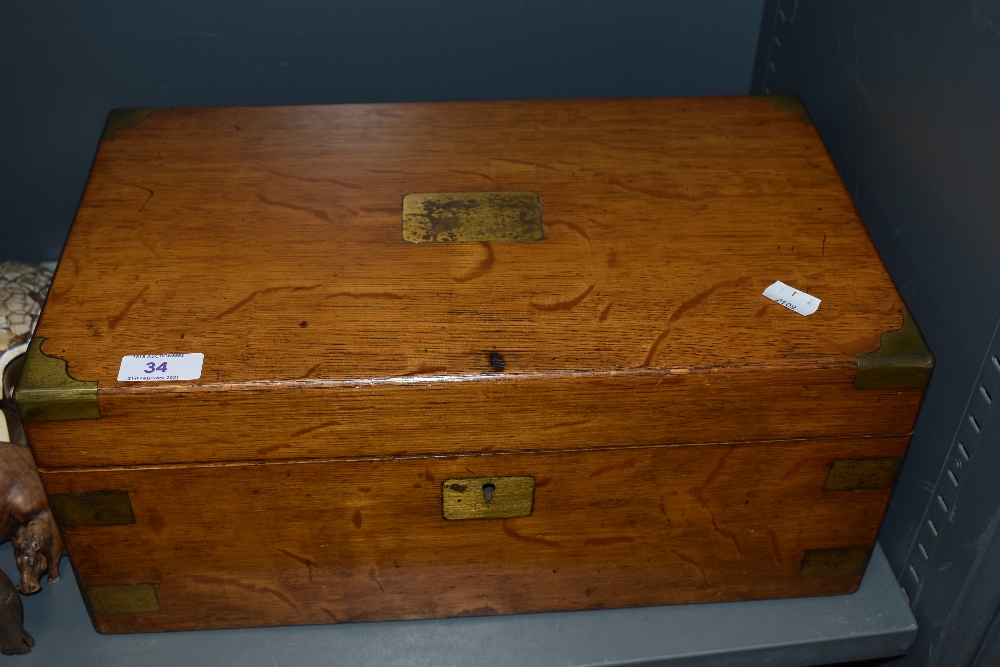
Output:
[{"xmin": 1, "ymin": 541, "xmax": 914, "ymax": 667}]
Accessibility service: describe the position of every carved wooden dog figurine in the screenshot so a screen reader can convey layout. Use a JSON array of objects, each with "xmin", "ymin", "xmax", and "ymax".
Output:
[
  {"xmin": 0, "ymin": 568, "xmax": 33, "ymax": 655},
  {"xmin": 0, "ymin": 443, "xmax": 63, "ymax": 594}
]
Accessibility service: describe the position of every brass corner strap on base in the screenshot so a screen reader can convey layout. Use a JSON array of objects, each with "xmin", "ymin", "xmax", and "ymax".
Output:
[
  {"xmin": 855, "ymin": 309, "xmax": 935, "ymax": 390},
  {"xmin": 12, "ymin": 337, "xmax": 100, "ymax": 421},
  {"xmin": 48, "ymin": 491, "xmax": 135, "ymax": 527},
  {"xmin": 799, "ymin": 547, "xmax": 872, "ymax": 577},
  {"xmin": 823, "ymin": 458, "xmax": 902, "ymax": 492},
  {"xmin": 82, "ymin": 584, "xmax": 160, "ymax": 614}
]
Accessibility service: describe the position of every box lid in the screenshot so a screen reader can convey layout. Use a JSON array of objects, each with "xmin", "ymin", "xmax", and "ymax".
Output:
[{"xmin": 18, "ymin": 97, "xmax": 931, "ymax": 469}]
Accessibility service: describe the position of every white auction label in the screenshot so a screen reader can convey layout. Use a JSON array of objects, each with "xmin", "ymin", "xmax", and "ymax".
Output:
[
  {"xmin": 762, "ymin": 281, "xmax": 821, "ymax": 316},
  {"xmin": 118, "ymin": 353, "xmax": 204, "ymax": 382}
]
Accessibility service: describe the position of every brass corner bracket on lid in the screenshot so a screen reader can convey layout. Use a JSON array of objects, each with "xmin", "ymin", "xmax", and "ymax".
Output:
[
  {"xmin": 855, "ymin": 309, "xmax": 935, "ymax": 390},
  {"xmin": 402, "ymin": 191, "xmax": 544, "ymax": 243},
  {"xmin": 755, "ymin": 95, "xmax": 813, "ymax": 124},
  {"xmin": 101, "ymin": 108, "xmax": 167, "ymax": 141},
  {"xmin": 12, "ymin": 337, "xmax": 101, "ymax": 421}
]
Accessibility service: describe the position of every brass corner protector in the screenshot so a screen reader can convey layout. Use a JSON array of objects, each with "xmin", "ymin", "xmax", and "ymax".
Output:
[
  {"xmin": 49, "ymin": 491, "xmax": 135, "ymax": 527},
  {"xmin": 101, "ymin": 108, "xmax": 167, "ymax": 141},
  {"xmin": 755, "ymin": 95, "xmax": 813, "ymax": 124},
  {"xmin": 824, "ymin": 457, "xmax": 902, "ymax": 491},
  {"xmin": 800, "ymin": 547, "xmax": 872, "ymax": 577},
  {"xmin": 12, "ymin": 338, "xmax": 101, "ymax": 421},
  {"xmin": 855, "ymin": 309, "xmax": 935, "ymax": 389},
  {"xmin": 403, "ymin": 191, "xmax": 544, "ymax": 243},
  {"xmin": 83, "ymin": 584, "xmax": 159, "ymax": 614}
]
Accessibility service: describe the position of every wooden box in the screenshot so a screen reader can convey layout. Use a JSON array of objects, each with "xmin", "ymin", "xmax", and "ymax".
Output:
[{"xmin": 14, "ymin": 97, "xmax": 932, "ymax": 633}]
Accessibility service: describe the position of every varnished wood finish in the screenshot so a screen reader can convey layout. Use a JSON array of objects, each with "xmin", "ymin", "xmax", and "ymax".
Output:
[
  {"xmin": 22, "ymin": 98, "xmax": 929, "ymax": 630},
  {"xmin": 43, "ymin": 435, "xmax": 907, "ymax": 633},
  {"xmin": 28, "ymin": 97, "xmax": 914, "ymax": 464},
  {"xmin": 28, "ymin": 366, "xmax": 921, "ymax": 468}
]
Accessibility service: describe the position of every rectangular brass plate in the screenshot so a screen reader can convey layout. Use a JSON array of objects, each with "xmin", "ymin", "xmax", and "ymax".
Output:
[
  {"xmin": 402, "ymin": 191, "xmax": 543, "ymax": 242},
  {"xmin": 800, "ymin": 547, "xmax": 872, "ymax": 577},
  {"xmin": 824, "ymin": 458, "xmax": 902, "ymax": 491},
  {"xmin": 442, "ymin": 476, "xmax": 535, "ymax": 520},
  {"xmin": 48, "ymin": 491, "xmax": 135, "ymax": 527},
  {"xmin": 83, "ymin": 584, "xmax": 159, "ymax": 614}
]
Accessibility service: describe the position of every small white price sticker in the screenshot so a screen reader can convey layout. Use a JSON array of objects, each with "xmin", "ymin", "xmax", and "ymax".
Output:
[
  {"xmin": 762, "ymin": 281, "xmax": 821, "ymax": 316},
  {"xmin": 117, "ymin": 353, "xmax": 204, "ymax": 382}
]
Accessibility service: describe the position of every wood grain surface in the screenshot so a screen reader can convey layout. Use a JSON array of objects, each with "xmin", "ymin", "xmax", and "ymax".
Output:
[
  {"xmin": 28, "ymin": 366, "xmax": 922, "ymax": 468},
  {"xmin": 26, "ymin": 97, "xmax": 916, "ymax": 467},
  {"xmin": 42, "ymin": 435, "xmax": 907, "ymax": 633},
  {"xmin": 23, "ymin": 98, "xmax": 927, "ymax": 629}
]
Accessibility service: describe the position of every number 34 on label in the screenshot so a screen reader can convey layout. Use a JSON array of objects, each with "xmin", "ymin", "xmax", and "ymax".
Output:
[{"xmin": 118, "ymin": 353, "xmax": 204, "ymax": 382}]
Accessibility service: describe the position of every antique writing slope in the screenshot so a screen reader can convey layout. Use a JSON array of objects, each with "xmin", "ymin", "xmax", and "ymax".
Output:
[{"xmin": 15, "ymin": 97, "xmax": 931, "ymax": 633}]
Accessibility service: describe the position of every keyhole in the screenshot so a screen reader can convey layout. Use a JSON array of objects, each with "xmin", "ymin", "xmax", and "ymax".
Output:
[{"xmin": 482, "ymin": 483, "xmax": 496, "ymax": 503}]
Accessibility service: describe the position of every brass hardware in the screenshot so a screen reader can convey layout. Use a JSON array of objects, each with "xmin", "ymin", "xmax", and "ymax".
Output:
[
  {"xmin": 757, "ymin": 95, "xmax": 813, "ymax": 124},
  {"xmin": 402, "ymin": 191, "xmax": 543, "ymax": 243},
  {"xmin": 855, "ymin": 309, "xmax": 935, "ymax": 389},
  {"xmin": 824, "ymin": 458, "xmax": 902, "ymax": 491},
  {"xmin": 48, "ymin": 491, "xmax": 135, "ymax": 527},
  {"xmin": 83, "ymin": 584, "xmax": 159, "ymax": 614},
  {"xmin": 102, "ymin": 108, "xmax": 166, "ymax": 141},
  {"xmin": 799, "ymin": 547, "xmax": 872, "ymax": 577},
  {"xmin": 12, "ymin": 338, "xmax": 101, "ymax": 421},
  {"xmin": 442, "ymin": 476, "xmax": 535, "ymax": 520}
]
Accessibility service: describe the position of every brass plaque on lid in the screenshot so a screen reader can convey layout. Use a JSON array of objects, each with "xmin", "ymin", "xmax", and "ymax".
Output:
[{"xmin": 403, "ymin": 191, "xmax": 543, "ymax": 243}]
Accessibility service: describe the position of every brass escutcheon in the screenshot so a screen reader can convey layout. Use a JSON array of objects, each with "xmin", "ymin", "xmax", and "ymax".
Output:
[{"xmin": 442, "ymin": 476, "xmax": 535, "ymax": 520}]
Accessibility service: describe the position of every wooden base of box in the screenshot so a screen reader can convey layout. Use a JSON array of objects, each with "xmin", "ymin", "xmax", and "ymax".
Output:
[{"xmin": 44, "ymin": 436, "xmax": 904, "ymax": 633}]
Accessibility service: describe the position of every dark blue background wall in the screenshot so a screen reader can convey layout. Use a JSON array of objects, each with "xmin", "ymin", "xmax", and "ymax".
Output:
[
  {"xmin": 755, "ymin": 1, "xmax": 1000, "ymax": 665},
  {"xmin": 0, "ymin": 0, "xmax": 765, "ymax": 263}
]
